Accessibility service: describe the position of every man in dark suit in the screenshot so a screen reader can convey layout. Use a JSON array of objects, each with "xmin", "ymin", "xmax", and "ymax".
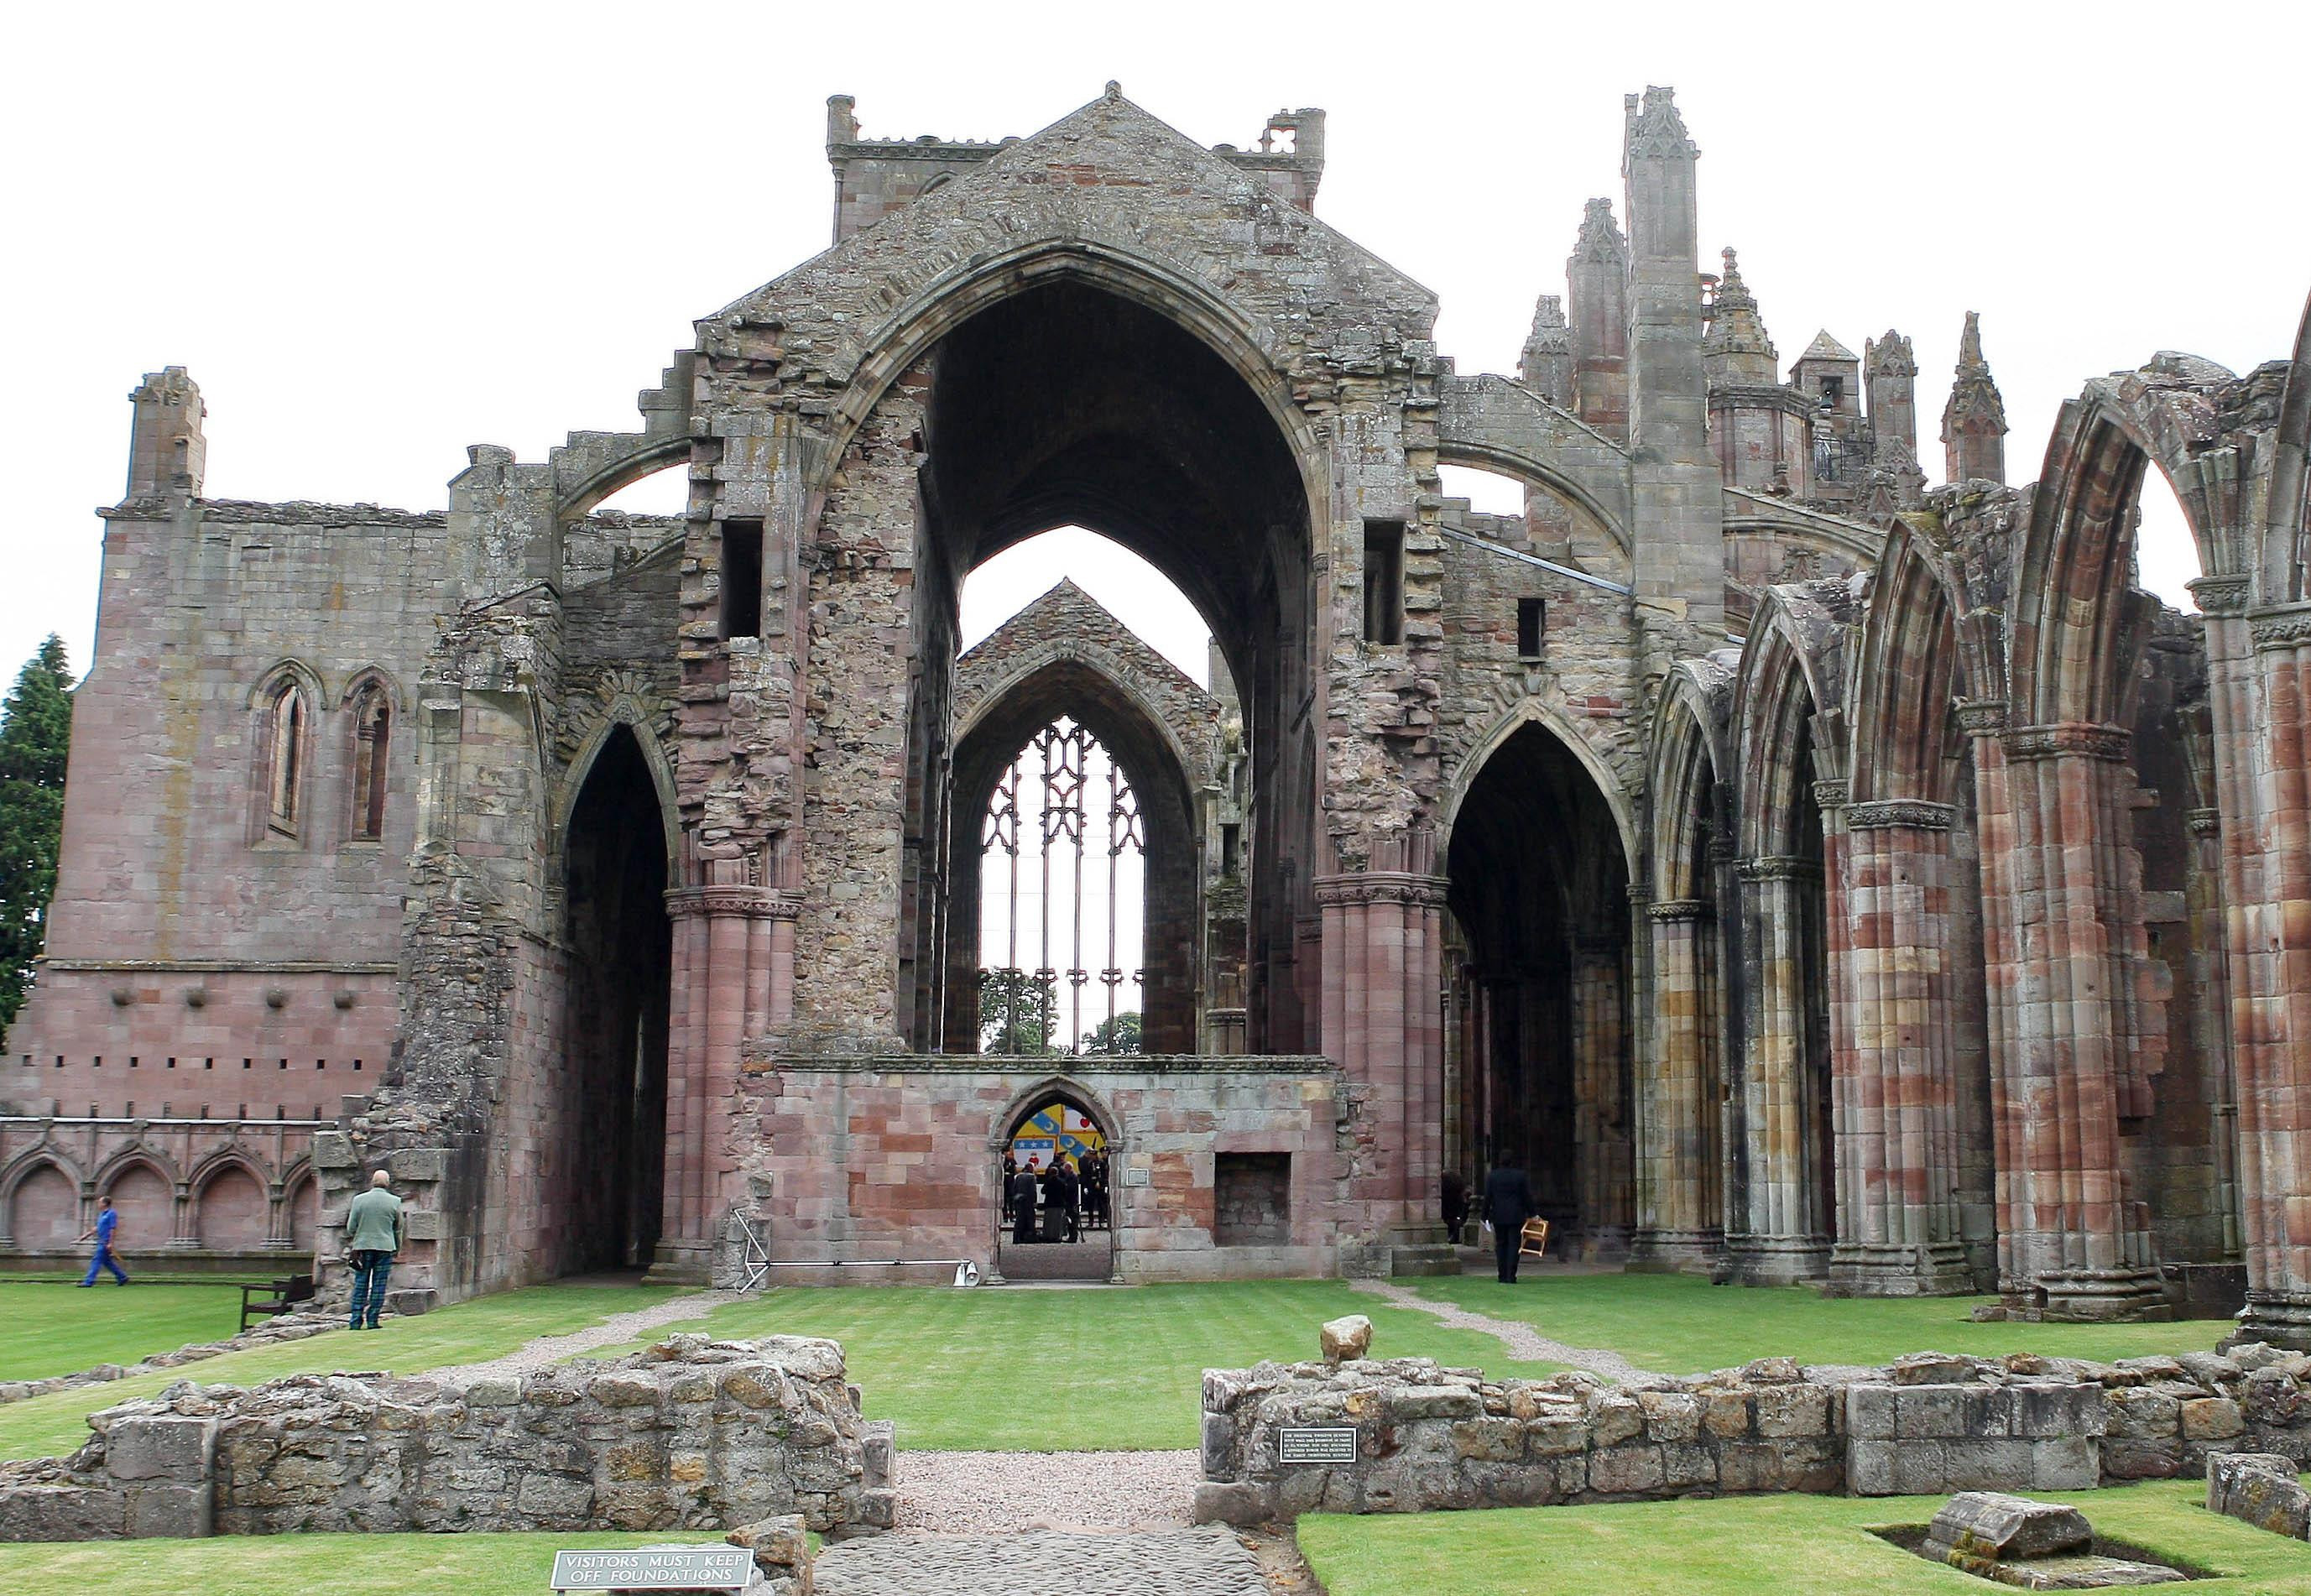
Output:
[
  {"xmin": 1050, "ymin": 1156, "xmax": 1082, "ymax": 1243},
  {"xmin": 1009, "ymin": 1159, "xmax": 1041, "ymax": 1244},
  {"xmin": 1483, "ymin": 1162, "xmax": 1536, "ymax": 1283}
]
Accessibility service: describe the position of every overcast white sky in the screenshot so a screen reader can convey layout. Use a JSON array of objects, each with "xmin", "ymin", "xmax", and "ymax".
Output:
[{"xmin": 5, "ymin": 1, "xmax": 2305, "ymax": 688}]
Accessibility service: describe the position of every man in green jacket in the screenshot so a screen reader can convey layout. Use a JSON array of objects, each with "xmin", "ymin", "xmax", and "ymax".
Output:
[{"xmin": 342, "ymin": 1170, "xmax": 404, "ymax": 1331}]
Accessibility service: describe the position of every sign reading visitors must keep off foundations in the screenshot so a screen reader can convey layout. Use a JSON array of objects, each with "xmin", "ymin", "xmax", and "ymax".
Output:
[{"xmin": 550, "ymin": 1546, "xmax": 754, "ymax": 1592}]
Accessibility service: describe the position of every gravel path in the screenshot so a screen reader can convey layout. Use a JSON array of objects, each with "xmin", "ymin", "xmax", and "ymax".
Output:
[
  {"xmin": 420, "ymin": 1289, "xmax": 733, "ymax": 1380},
  {"xmin": 1349, "ymin": 1275, "xmax": 1656, "ymax": 1380},
  {"xmin": 816, "ymin": 1527, "xmax": 1265, "ymax": 1596},
  {"xmin": 892, "ymin": 1449, "xmax": 1201, "ymax": 1531}
]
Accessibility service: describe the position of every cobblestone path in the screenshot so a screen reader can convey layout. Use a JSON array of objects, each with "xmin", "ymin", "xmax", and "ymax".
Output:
[
  {"xmin": 1349, "ymin": 1275, "xmax": 1656, "ymax": 1380},
  {"xmin": 814, "ymin": 1527, "xmax": 1267, "ymax": 1595}
]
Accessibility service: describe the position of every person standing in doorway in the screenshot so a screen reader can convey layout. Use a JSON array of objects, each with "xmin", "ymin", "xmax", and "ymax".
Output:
[
  {"xmin": 1008, "ymin": 1158, "xmax": 1040, "ymax": 1245},
  {"xmin": 1051, "ymin": 1155, "xmax": 1082, "ymax": 1244},
  {"xmin": 76, "ymin": 1196, "xmax": 128, "ymax": 1286},
  {"xmin": 1483, "ymin": 1161, "xmax": 1535, "ymax": 1284},
  {"xmin": 342, "ymin": 1169, "xmax": 404, "ymax": 1330},
  {"xmin": 1441, "ymin": 1168, "xmax": 1470, "ymax": 1246}
]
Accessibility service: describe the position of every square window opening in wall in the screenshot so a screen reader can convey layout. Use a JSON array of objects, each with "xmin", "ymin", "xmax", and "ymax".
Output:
[
  {"xmin": 720, "ymin": 519, "xmax": 764, "ymax": 640},
  {"xmin": 1518, "ymin": 596, "xmax": 1547, "ymax": 659},
  {"xmin": 1362, "ymin": 520, "xmax": 1404, "ymax": 645},
  {"xmin": 1214, "ymin": 1151, "xmax": 1291, "ymax": 1246}
]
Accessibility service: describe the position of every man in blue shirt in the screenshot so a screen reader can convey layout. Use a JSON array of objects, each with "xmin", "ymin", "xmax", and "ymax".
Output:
[{"xmin": 76, "ymin": 1196, "xmax": 128, "ymax": 1286}]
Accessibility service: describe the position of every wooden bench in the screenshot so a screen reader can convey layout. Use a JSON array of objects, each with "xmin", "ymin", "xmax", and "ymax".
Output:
[{"xmin": 238, "ymin": 1271, "xmax": 316, "ymax": 1333}]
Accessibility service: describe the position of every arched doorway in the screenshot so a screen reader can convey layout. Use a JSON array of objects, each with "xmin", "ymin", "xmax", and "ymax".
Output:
[
  {"xmin": 559, "ymin": 725, "xmax": 671, "ymax": 1273},
  {"xmin": 995, "ymin": 1087, "xmax": 1117, "ymax": 1281},
  {"xmin": 1444, "ymin": 721, "xmax": 1633, "ymax": 1255}
]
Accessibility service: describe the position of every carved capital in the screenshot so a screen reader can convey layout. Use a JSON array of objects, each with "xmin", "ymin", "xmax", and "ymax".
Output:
[
  {"xmin": 1646, "ymin": 898, "xmax": 1713, "ymax": 923},
  {"xmin": 665, "ymin": 885, "xmax": 797, "ymax": 920},
  {"xmin": 2186, "ymin": 806, "xmax": 2222, "ymax": 838},
  {"xmin": 1810, "ymin": 779, "xmax": 1849, "ymax": 811},
  {"xmin": 1953, "ymin": 698, "xmax": 2008, "ymax": 737},
  {"xmin": 2001, "ymin": 721, "xmax": 2131, "ymax": 762},
  {"xmin": 2188, "ymin": 574, "xmax": 2251, "ymax": 615},
  {"xmin": 1735, "ymin": 854, "xmax": 1820, "ymax": 883},
  {"xmin": 1845, "ymin": 799, "xmax": 1958, "ymax": 832},
  {"xmin": 2250, "ymin": 602, "xmax": 2311, "ymax": 652},
  {"xmin": 1312, "ymin": 871, "xmax": 1449, "ymax": 909}
]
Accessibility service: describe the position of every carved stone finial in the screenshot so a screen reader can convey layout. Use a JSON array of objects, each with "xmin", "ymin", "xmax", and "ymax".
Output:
[{"xmin": 1104, "ymin": 81, "xmax": 1121, "ymax": 102}]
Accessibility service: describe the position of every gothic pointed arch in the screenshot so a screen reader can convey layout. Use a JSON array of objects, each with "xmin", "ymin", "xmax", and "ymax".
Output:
[
  {"xmin": 2011, "ymin": 357, "xmax": 2234, "ymax": 729},
  {"xmin": 1441, "ymin": 706, "xmax": 1634, "ymax": 1258},
  {"xmin": 248, "ymin": 660, "xmax": 322, "ymax": 842}
]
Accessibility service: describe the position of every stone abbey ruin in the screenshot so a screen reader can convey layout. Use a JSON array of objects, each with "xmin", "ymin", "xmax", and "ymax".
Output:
[{"xmin": 10, "ymin": 84, "xmax": 2311, "ymax": 1343}]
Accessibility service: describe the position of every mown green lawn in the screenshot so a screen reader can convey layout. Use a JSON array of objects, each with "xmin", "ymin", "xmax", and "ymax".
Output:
[
  {"xmin": 1300, "ymin": 1479, "xmax": 2311, "ymax": 1596},
  {"xmin": 0, "ymin": 1282, "xmax": 679, "ymax": 1463},
  {"xmin": 1415, "ymin": 1272, "xmax": 2227, "ymax": 1374},
  {"xmin": 0, "ymin": 1277, "xmax": 256, "ymax": 1380},
  {"xmin": 0, "ymin": 1531, "xmax": 690, "ymax": 1596},
  {"xmin": 589, "ymin": 1280, "xmax": 1562, "ymax": 1451}
]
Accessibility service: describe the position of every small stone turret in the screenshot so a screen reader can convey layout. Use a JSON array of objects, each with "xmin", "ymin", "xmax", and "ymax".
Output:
[
  {"xmin": 126, "ymin": 367, "xmax": 206, "ymax": 499},
  {"xmin": 1703, "ymin": 248, "xmax": 1778, "ymax": 385},
  {"xmin": 1518, "ymin": 294, "xmax": 1573, "ymax": 406},
  {"xmin": 1865, "ymin": 331, "xmax": 1919, "ymax": 466},
  {"xmin": 1566, "ymin": 198, "xmax": 1630, "ymax": 440},
  {"xmin": 1943, "ymin": 311, "xmax": 2010, "ymax": 485},
  {"xmin": 1703, "ymin": 248, "xmax": 1809, "ymax": 495}
]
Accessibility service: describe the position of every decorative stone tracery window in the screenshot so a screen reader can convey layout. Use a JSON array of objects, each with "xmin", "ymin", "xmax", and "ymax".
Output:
[{"xmin": 979, "ymin": 717, "xmax": 1145, "ymax": 1056}]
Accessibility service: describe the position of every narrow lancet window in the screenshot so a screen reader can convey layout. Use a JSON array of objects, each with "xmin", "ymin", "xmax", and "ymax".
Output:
[
  {"xmin": 264, "ymin": 681, "xmax": 307, "ymax": 837},
  {"xmin": 349, "ymin": 685, "xmax": 390, "ymax": 841}
]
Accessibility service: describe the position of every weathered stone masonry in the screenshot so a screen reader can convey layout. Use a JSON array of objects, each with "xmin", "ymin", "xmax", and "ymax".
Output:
[
  {"xmin": 12, "ymin": 84, "xmax": 2311, "ymax": 1331},
  {"xmin": 0, "ymin": 1333, "xmax": 891, "ymax": 1543}
]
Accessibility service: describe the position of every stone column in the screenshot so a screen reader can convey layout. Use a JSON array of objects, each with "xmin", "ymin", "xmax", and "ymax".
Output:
[
  {"xmin": 1316, "ymin": 867, "xmax": 1452, "ymax": 1270},
  {"xmin": 1631, "ymin": 894, "xmax": 1722, "ymax": 1266},
  {"xmin": 1570, "ymin": 937, "xmax": 1632, "ymax": 1259},
  {"xmin": 1993, "ymin": 721, "xmax": 2163, "ymax": 1320},
  {"xmin": 1832, "ymin": 801, "xmax": 1972, "ymax": 1294},
  {"xmin": 2184, "ymin": 806, "xmax": 2242, "ymax": 1262},
  {"xmin": 2230, "ymin": 602, "xmax": 2311, "ymax": 1345},
  {"xmin": 1730, "ymin": 856, "xmax": 1829, "ymax": 1281},
  {"xmin": 653, "ymin": 878, "xmax": 796, "ymax": 1284}
]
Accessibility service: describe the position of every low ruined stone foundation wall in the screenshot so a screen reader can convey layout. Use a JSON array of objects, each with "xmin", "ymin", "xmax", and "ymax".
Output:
[
  {"xmin": 1193, "ymin": 1341, "xmax": 2311, "ymax": 1523},
  {"xmin": 0, "ymin": 1333, "xmax": 894, "ymax": 1542}
]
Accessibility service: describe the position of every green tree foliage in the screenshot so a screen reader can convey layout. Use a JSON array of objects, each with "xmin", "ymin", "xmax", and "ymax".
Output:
[
  {"xmin": 978, "ymin": 968, "xmax": 1060, "ymax": 1056},
  {"xmin": 1079, "ymin": 1010, "xmax": 1142, "ymax": 1056},
  {"xmin": 0, "ymin": 636, "xmax": 73, "ymax": 1048}
]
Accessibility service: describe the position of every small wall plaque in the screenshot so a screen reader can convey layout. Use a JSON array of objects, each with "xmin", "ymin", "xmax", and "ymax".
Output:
[
  {"xmin": 1123, "ymin": 1166, "xmax": 1151, "ymax": 1187},
  {"xmin": 1278, "ymin": 1426, "xmax": 1359, "ymax": 1465},
  {"xmin": 550, "ymin": 1547, "xmax": 754, "ymax": 1591}
]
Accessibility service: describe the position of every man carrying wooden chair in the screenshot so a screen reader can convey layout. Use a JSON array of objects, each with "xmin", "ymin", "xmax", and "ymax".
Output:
[{"xmin": 1483, "ymin": 1160, "xmax": 1536, "ymax": 1284}]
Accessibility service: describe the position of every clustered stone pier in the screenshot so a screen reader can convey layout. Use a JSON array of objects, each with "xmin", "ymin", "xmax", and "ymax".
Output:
[{"xmin": 0, "ymin": 1334, "xmax": 893, "ymax": 1543}]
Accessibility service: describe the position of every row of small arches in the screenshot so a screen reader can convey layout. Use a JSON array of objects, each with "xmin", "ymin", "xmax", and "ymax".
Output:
[
  {"xmin": 249, "ymin": 663, "xmax": 402, "ymax": 846},
  {"xmin": 0, "ymin": 1152, "xmax": 318, "ymax": 1254}
]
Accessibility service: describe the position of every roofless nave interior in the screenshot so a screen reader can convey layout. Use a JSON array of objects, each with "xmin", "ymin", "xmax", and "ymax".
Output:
[{"xmin": 11, "ymin": 82, "xmax": 2311, "ymax": 1348}]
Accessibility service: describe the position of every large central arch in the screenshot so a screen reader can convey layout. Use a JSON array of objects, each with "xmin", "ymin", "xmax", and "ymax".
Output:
[{"xmin": 889, "ymin": 276, "xmax": 1321, "ymax": 1056}]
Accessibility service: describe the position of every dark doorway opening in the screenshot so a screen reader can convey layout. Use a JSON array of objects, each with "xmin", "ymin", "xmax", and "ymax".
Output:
[
  {"xmin": 562, "ymin": 727, "xmax": 671, "ymax": 1273},
  {"xmin": 996, "ymin": 1091, "xmax": 1115, "ymax": 1280},
  {"xmin": 1446, "ymin": 724, "xmax": 1633, "ymax": 1254}
]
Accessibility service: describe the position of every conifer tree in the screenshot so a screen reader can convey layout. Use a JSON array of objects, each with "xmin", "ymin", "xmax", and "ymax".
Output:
[{"xmin": 0, "ymin": 636, "xmax": 74, "ymax": 1047}]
